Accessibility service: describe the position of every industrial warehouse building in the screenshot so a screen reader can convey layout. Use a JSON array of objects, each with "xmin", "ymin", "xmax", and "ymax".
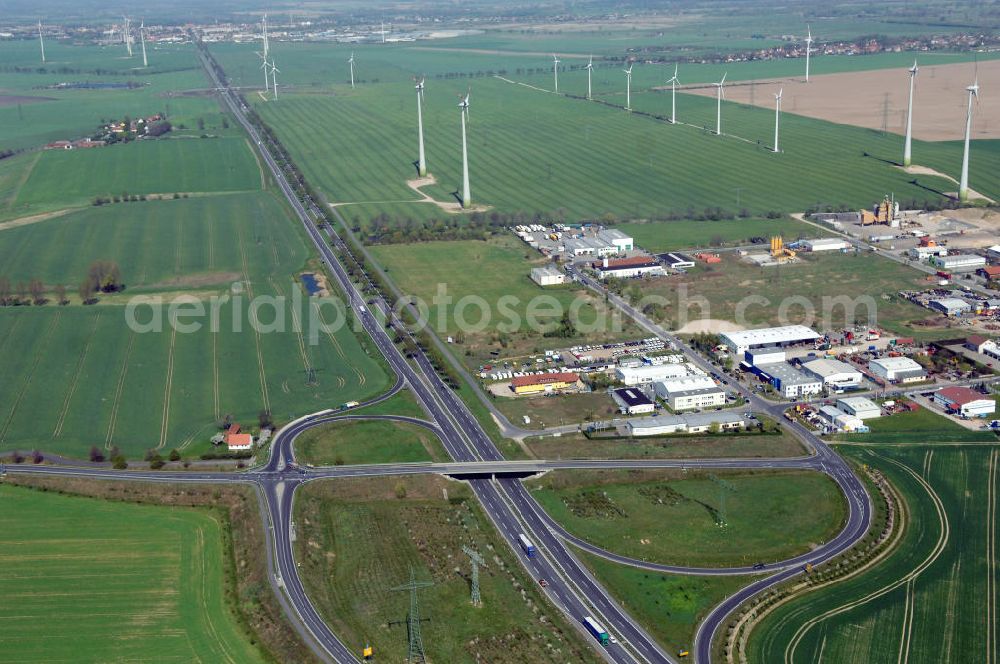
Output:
[
  {"xmin": 596, "ymin": 229, "xmax": 634, "ymax": 253},
  {"xmin": 625, "ymin": 410, "xmax": 748, "ymax": 437},
  {"xmin": 510, "ymin": 372, "xmax": 580, "ymax": 395},
  {"xmin": 868, "ymin": 357, "xmax": 927, "ymax": 383},
  {"xmin": 929, "ymin": 297, "xmax": 972, "ymax": 316},
  {"xmin": 836, "ymin": 396, "xmax": 882, "ymax": 419},
  {"xmin": 615, "ymin": 363, "xmax": 692, "ymax": 385},
  {"xmin": 744, "ymin": 346, "xmax": 787, "ymax": 367},
  {"xmin": 931, "ymin": 254, "xmax": 987, "ymax": 272},
  {"xmin": 746, "ymin": 361, "xmax": 823, "ymax": 398},
  {"xmin": 933, "ymin": 386, "xmax": 996, "ymax": 418},
  {"xmin": 592, "ymin": 256, "xmax": 665, "ymax": 280},
  {"xmin": 721, "ymin": 325, "xmax": 821, "ymax": 355},
  {"xmin": 660, "ymin": 252, "xmax": 695, "ymax": 269},
  {"xmin": 653, "ymin": 375, "xmax": 726, "ymax": 411},
  {"xmin": 802, "ymin": 358, "xmax": 864, "ymax": 390},
  {"xmin": 801, "ymin": 238, "xmax": 850, "ymax": 252},
  {"xmin": 818, "ymin": 405, "xmax": 868, "ymax": 433},
  {"xmin": 530, "ymin": 265, "xmax": 566, "ymax": 286},
  {"xmin": 612, "ymin": 387, "xmax": 656, "ymax": 415}
]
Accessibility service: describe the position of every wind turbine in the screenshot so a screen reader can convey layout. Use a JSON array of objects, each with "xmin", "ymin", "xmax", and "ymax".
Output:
[
  {"xmin": 124, "ymin": 16, "xmax": 132, "ymax": 57},
  {"xmin": 262, "ymin": 13, "xmax": 270, "ymax": 59},
  {"xmin": 585, "ymin": 55, "xmax": 594, "ymax": 100},
  {"xmin": 270, "ymin": 60, "xmax": 280, "ymax": 99},
  {"xmin": 140, "ymin": 20, "xmax": 148, "ymax": 68},
  {"xmin": 773, "ymin": 88, "xmax": 783, "ymax": 152},
  {"xmin": 623, "ymin": 62, "xmax": 633, "ymax": 111},
  {"xmin": 958, "ymin": 78, "xmax": 979, "ymax": 202},
  {"xmin": 713, "ymin": 72, "xmax": 727, "ymax": 135},
  {"xmin": 903, "ymin": 60, "xmax": 918, "ymax": 167},
  {"xmin": 348, "ymin": 52, "xmax": 355, "ymax": 88},
  {"xmin": 257, "ymin": 52, "xmax": 270, "ymax": 91},
  {"xmin": 37, "ymin": 21, "xmax": 45, "ymax": 63},
  {"xmin": 459, "ymin": 90, "xmax": 471, "ymax": 208},
  {"xmin": 381, "ymin": 19, "xmax": 386, "ymax": 44},
  {"xmin": 415, "ymin": 76, "xmax": 427, "ymax": 176},
  {"xmin": 552, "ymin": 54, "xmax": 560, "ymax": 92},
  {"xmin": 804, "ymin": 25, "xmax": 814, "ymax": 82},
  {"xmin": 666, "ymin": 64, "xmax": 680, "ymax": 124}
]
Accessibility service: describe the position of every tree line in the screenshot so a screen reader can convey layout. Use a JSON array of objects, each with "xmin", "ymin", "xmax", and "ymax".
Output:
[{"xmin": 0, "ymin": 260, "xmax": 123, "ymax": 307}]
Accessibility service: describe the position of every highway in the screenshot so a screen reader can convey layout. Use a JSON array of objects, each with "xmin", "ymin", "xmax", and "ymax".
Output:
[
  {"xmin": 196, "ymin": 44, "xmax": 675, "ymax": 664},
  {"xmin": 0, "ymin": 42, "xmax": 875, "ymax": 664}
]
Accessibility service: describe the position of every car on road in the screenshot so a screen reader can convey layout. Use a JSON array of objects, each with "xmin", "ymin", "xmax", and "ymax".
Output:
[
  {"xmin": 609, "ymin": 635, "xmax": 618, "ymax": 645},
  {"xmin": 538, "ymin": 578, "xmax": 548, "ymax": 587},
  {"xmin": 752, "ymin": 562, "xmax": 765, "ymax": 570}
]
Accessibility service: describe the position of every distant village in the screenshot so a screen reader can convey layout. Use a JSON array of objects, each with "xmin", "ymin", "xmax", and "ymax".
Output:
[{"xmin": 44, "ymin": 113, "xmax": 169, "ymax": 151}]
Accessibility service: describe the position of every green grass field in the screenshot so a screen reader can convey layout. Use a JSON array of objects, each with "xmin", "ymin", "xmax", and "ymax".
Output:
[
  {"xmin": 0, "ymin": 41, "xmax": 227, "ymax": 152},
  {"xmin": 582, "ymin": 552, "xmax": 751, "ymax": 656},
  {"xmin": 294, "ymin": 475, "xmax": 601, "ymax": 664},
  {"xmin": 294, "ymin": 418, "xmax": 448, "ymax": 465},
  {"xmin": 836, "ymin": 405, "xmax": 998, "ymax": 444},
  {"xmin": 492, "ymin": 391, "xmax": 617, "ymax": 430},
  {"xmin": 11, "ymin": 137, "xmax": 262, "ymax": 213},
  {"xmin": 0, "ymin": 483, "xmax": 267, "ymax": 662},
  {"xmin": 370, "ymin": 236, "xmax": 637, "ymax": 363},
  {"xmin": 527, "ymin": 469, "xmax": 847, "ymax": 567},
  {"xmin": 639, "ymin": 250, "xmax": 938, "ymax": 336},
  {"xmin": 238, "ymin": 46, "xmax": 1000, "ymax": 224},
  {"xmin": 0, "ymin": 193, "xmax": 388, "ymax": 458},
  {"xmin": 748, "ymin": 444, "xmax": 1000, "ymax": 663}
]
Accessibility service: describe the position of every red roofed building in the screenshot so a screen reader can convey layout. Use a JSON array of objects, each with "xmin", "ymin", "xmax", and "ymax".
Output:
[
  {"xmin": 979, "ymin": 265, "xmax": 1000, "ymax": 280},
  {"xmin": 224, "ymin": 423, "xmax": 254, "ymax": 451},
  {"xmin": 511, "ymin": 372, "xmax": 580, "ymax": 395},
  {"xmin": 933, "ymin": 386, "xmax": 996, "ymax": 418}
]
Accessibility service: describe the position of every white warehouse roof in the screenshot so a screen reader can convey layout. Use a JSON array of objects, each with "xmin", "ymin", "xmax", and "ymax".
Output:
[
  {"xmin": 870, "ymin": 356, "xmax": 923, "ymax": 372},
  {"xmin": 802, "ymin": 358, "xmax": 859, "ymax": 378},
  {"xmin": 722, "ymin": 325, "xmax": 821, "ymax": 351}
]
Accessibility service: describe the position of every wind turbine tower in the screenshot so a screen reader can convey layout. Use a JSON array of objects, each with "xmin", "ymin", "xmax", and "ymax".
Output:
[
  {"xmin": 903, "ymin": 60, "xmax": 918, "ymax": 167},
  {"xmin": 270, "ymin": 60, "xmax": 280, "ymax": 99},
  {"xmin": 585, "ymin": 55, "xmax": 594, "ymax": 100},
  {"xmin": 124, "ymin": 16, "xmax": 132, "ymax": 57},
  {"xmin": 666, "ymin": 64, "xmax": 680, "ymax": 124},
  {"xmin": 262, "ymin": 14, "xmax": 270, "ymax": 59},
  {"xmin": 714, "ymin": 73, "xmax": 727, "ymax": 135},
  {"xmin": 258, "ymin": 52, "xmax": 270, "ymax": 91},
  {"xmin": 623, "ymin": 63, "xmax": 633, "ymax": 111},
  {"xmin": 459, "ymin": 91, "xmax": 471, "ymax": 208},
  {"xmin": 348, "ymin": 52, "xmax": 355, "ymax": 88},
  {"xmin": 773, "ymin": 88, "xmax": 783, "ymax": 152},
  {"xmin": 37, "ymin": 21, "xmax": 45, "ymax": 63},
  {"xmin": 804, "ymin": 25, "xmax": 814, "ymax": 82},
  {"xmin": 415, "ymin": 77, "xmax": 427, "ymax": 176},
  {"xmin": 552, "ymin": 54, "xmax": 560, "ymax": 92},
  {"xmin": 959, "ymin": 79, "xmax": 979, "ymax": 202},
  {"xmin": 381, "ymin": 20, "xmax": 387, "ymax": 44},
  {"xmin": 140, "ymin": 21, "xmax": 148, "ymax": 67}
]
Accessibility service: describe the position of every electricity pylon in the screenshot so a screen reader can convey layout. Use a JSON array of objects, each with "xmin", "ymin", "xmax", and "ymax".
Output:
[
  {"xmin": 390, "ymin": 568, "xmax": 433, "ymax": 663},
  {"xmin": 462, "ymin": 545, "xmax": 486, "ymax": 606},
  {"xmin": 708, "ymin": 474, "xmax": 737, "ymax": 527}
]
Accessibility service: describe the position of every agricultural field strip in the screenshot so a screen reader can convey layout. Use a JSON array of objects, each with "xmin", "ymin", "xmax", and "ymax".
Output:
[
  {"xmin": 104, "ymin": 333, "xmax": 136, "ymax": 449},
  {"xmin": 52, "ymin": 310, "xmax": 101, "ymax": 438},
  {"xmin": 159, "ymin": 328, "xmax": 178, "ymax": 449},
  {"xmin": 0, "ymin": 310, "xmax": 61, "ymax": 445},
  {"xmin": 989, "ymin": 449, "xmax": 999, "ymax": 664},
  {"xmin": 783, "ymin": 449, "xmax": 950, "ymax": 664}
]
